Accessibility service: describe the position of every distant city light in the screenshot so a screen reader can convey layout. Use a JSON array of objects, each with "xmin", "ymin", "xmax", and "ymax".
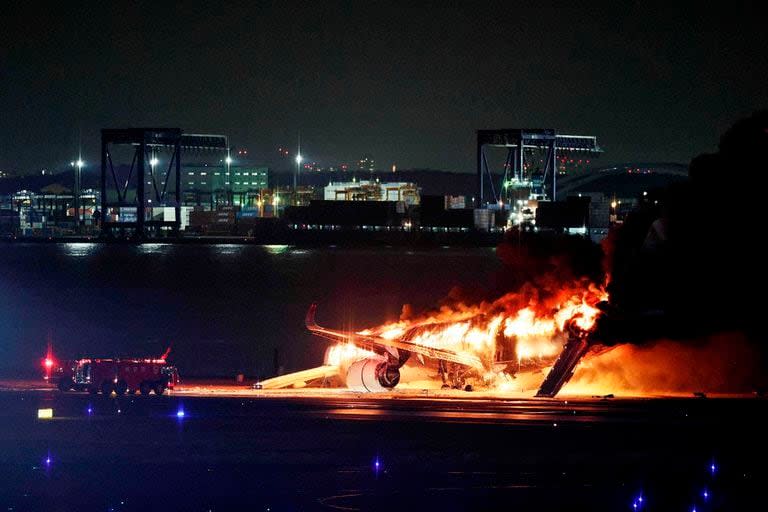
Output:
[
  {"xmin": 76, "ymin": 159, "xmax": 84, "ymax": 168},
  {"xmin": 225, "ymin": 156, "xmax": 232, "ymax": 164},
  {"xmin": 150, "ymin": 158, "xmax": 159, "ymax": 167},
  {"xmin": 295, "ymin": 154, "xmax": 303, "ymax": 165}
]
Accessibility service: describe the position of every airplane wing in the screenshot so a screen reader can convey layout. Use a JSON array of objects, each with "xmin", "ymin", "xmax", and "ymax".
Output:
[{"xmin": 305, "ymin": 303, "xmax": 485, "ymax": 371}]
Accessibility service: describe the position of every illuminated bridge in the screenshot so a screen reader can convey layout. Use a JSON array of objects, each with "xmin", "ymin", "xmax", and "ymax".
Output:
[{"xmin": 556, "ymin": 162, "xmax": 689, "ymax": 197}]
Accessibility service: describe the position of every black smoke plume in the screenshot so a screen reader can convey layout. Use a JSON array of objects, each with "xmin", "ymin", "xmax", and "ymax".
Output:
[{"xmin": 596, "ymin": 110, "xmax": 767, "ymax": 353}]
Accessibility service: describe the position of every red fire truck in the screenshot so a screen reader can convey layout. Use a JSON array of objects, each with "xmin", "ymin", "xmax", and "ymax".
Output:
[{"xmin": 48, "ymin": 348, "xmax": 180, "ymax": 396}]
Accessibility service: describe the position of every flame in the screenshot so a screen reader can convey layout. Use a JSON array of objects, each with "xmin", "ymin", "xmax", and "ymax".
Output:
[
  {"xmin": 328, "ymin": 280, "xmax": 607, "ymax": 389},
  {"xmin": 325, "ymin": 342, "xmax": 378, "ymax": 366},
  {"xmin": 563, "ymin": 333, "xmax": 758, "ymax": 396}
]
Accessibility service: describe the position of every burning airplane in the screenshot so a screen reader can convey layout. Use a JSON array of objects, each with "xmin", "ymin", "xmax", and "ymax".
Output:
[{"xmin": 303, "ymin": 281, "xmax": 607, "ymax": 396}]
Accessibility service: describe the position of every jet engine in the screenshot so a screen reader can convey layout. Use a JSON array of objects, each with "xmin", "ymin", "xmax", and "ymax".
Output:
[{"xmin": 345, "ymin": 358, "xmax": 401, "ymax": 392}]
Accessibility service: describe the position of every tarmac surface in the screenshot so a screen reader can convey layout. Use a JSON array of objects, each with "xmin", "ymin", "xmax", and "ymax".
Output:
[{"xmin": 0, "ymin": 380, "xmax": 765, "ymax": 511}]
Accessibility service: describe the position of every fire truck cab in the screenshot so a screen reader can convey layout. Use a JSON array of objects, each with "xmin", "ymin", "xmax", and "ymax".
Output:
[{"xmin": 53, "ymin": 357, "xmax": 179, "ymax": 396}]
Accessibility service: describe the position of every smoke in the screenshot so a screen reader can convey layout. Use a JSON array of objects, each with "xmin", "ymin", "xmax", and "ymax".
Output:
[
  {"xmin": 601, "ymin": 110, "xmax": 767, "ymax": 346},
  {"xmin": 375, "ymin": 111, "xmax": 768, "ymax": 394},
  {"xmin": 564, "ymin": 333, "xmax": 763, "ymax": 396}
]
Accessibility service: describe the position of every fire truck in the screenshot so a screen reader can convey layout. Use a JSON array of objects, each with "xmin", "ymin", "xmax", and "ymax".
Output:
[{"xmin": 48, "ymin": 348, "xmax": 179, "ymax": 396}]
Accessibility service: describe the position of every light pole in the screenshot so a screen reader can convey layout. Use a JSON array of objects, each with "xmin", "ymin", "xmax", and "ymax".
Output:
[
  {"xmin": 71, "ymin": 159, "xmax": 84, "ymax": 229},
  {"xmin": 273, "ymin": 193, "xmax": 280, "ymax": 218},
  {"xmin": 150, "ymin": 156, "xmax": 158, "ymax": 199},
  {"xmin": 294, "ymin": 153, "xmax": 303, "ymax": 199},
  {"xmin": 225, "ymin": 155, "xmax": 232, "ymax": 206}
]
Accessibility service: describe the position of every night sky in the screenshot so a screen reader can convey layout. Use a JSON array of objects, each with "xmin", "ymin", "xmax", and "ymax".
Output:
[{"xmin": 2, "ymin": 1, "xmax": 765, "ymax": 174}]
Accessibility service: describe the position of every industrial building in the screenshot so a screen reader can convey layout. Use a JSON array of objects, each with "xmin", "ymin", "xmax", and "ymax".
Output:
[
  {"xmin": 324, "ymin": 180, "xmax": 420, "ymax": 205},
  {"xmin": 0, "ymin": 188, "xmax": 100, "ymax": 236},
  {"xmin": 182, "ymin": 164, "xmax": 269, "ymax": 209},
  {"xmin": 183, "ymin": 164, "xmax": 268, "ymax": 194}
]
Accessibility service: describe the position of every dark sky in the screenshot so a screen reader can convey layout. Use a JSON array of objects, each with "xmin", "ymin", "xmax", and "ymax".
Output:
[{"xmin": 1, "ymin": 1, "xmax": 765, "ymax": 174}]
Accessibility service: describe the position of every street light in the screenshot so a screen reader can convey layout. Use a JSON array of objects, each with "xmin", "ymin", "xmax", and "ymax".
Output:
[
  {"xmin": 294, "ymin": 153, "xmax": 303, "ymax": 194},
  {"xmin": 71, "ymin": 159, "xmax": 84, "ymax": 228},
  {"xmin": 225, "ymin": 156, "xmax": 232, "ymax": 205}
]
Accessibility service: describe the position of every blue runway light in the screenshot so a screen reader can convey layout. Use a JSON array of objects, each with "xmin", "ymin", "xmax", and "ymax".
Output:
[
  {"xmin": 710, "ymin": 462, "xmax": 717, "ymax": 476},
  {"xmin": 703, "ymin": 489, "xmax": 709, "ymax": 500},
  {"xmin": 176, "ymin": 409, "xmax": 185, "ymax": 418}
]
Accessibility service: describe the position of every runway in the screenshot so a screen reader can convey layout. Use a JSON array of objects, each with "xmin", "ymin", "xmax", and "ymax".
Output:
[{"xmin": 0, "ymin": 380, "xmax": 765, "ymax": 511}]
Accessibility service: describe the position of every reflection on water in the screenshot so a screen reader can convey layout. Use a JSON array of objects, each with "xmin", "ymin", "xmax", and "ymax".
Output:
[
  {"xmin": 138, "ymin": 243, "xmax": 171, "ymax": 255},
  {"xmin": 264, "ymin": 244, "xmax": 290, "ymax": 255},
  {"xmin": 211, "ymin": 244, "xmax": 245, "ymax": 256},
  {"xmin": 62, "ymin": 243, "xmax": 98, "ymax": 257}
]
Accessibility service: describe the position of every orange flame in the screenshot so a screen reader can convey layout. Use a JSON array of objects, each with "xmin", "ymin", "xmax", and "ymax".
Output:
[
  {"xmin": 329, "ymin": 281, "xmax": 607, "ymax": 387},
  {"xmin": 564, "ymin": 333, "xmax": 758, "ymax": 396},
  {"xmin": 325, "ymin": 343, "xmax": 378, "ymax": 366}
]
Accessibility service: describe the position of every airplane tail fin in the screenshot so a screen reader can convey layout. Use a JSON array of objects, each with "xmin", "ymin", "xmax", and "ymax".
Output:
[{"xmin": 160, "ymin": 345, "xmax": 172, "ymax": 361}]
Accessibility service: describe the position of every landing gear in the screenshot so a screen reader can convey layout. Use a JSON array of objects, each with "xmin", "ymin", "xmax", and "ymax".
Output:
[{"xmin": 439, "ymin": 361, "xmax": 469, "ymax": 390}]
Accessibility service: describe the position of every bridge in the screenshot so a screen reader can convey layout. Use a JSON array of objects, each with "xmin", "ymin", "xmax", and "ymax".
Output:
[{"xmin": 555, "ymin": 162, "xmax": 688, "ymax": 197}]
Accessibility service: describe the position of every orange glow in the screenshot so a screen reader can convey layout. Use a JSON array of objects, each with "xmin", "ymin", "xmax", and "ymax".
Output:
[
  {"xmin": 325, "ymin": 343, "xmax": 378, "ymax": 366},
  {"xmin": 563, "ymin": 333, "xmax": 758, "ymax": 396},
  {"xmin": 338, "ymin": 280, "xmax": 608, "ymax": 389}
]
